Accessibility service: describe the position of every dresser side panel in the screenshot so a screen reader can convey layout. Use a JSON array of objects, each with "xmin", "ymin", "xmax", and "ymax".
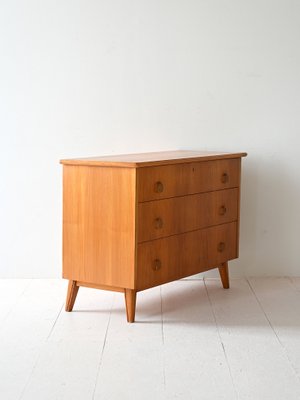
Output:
[{"xmin": 62, "ymin": 165, "xmax": 136, "ymax": 289}]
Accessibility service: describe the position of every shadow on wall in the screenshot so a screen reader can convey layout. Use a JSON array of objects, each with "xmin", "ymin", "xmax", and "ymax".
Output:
[
  {"xmin": 237, "ymin": 154, "xmax": 258, "ymax": 275},
  {"xmin": 201, "ymin": 153, "xmax": 299, "ymax": 278},
  {"xmin": 238, "ymin": 153, "xmax": 299, "ymax": 276}
]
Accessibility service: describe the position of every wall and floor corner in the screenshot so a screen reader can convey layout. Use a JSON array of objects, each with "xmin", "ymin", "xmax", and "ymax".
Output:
[{"xmin": 0, "ymin": 0, "xmax": 299, "ymax": 278}]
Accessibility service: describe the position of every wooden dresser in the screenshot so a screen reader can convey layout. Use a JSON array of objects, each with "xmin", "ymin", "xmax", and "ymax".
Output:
[{"xmin": 60, "ymin": 150, "xmax": 247, "ymax": 322}]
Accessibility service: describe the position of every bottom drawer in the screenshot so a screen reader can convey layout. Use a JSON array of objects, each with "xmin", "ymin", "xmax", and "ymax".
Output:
[{"xmin": 136, "ymin": 222, "xmax": 237, "ymax": 290}]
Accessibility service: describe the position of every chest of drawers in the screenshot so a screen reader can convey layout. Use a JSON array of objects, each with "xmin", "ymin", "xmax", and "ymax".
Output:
[{"xmin": 60, "ymin": 150, "xmax": 247, "ymax": 322}]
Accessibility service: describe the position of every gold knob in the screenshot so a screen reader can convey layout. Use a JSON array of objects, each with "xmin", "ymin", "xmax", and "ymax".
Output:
[
  {"xmin": 154, "ymin": 181, "xmax": 164, "ymax": 193},
  {"xmin": 221, "ymin": 173, "xmax": 229, "ymax": 183},
  {"xmin": 219, "ymin": 205, "xmax": 227, "ymax": 215},
  {"xmin": 154, "ymin": 217, "xmax": 163, "ymax": 229},
  {"xmin": 152, "ymin": 259, "xmax": 162, "ymax": 271},
  {"xmin": 217, "ymin": 242, "xmax": 225, "ymax": 252}
]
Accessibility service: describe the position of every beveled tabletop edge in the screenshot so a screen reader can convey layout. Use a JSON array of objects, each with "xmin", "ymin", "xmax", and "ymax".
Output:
[{"xmin": 60, "ymin": 150, "xmax": 247, "ymax": 168}]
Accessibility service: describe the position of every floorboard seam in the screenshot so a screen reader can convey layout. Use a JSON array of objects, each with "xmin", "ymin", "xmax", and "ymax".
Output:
[
  {"xmin": 46, "ymin": 303, "xmax": 64, "ymax": 340},
  {"xmin": 0, "ymin": 279, "xmax": 33, "ymax": 327},
  {"xmin": 18, "ymin": 300, "xmax": 65, "ymax": 400},
  {"xmin": 204, "ymin": 278, "xmax": 239, "ymax": 400},
  {"xmin": 160, "ymin": 287, "xmax": 166, "ymax": 390},
  {"xmin": 246, "ymin": 278, "xmax": 300, "ymax": 384},
  {"xmin": 92, "ymin": 294, "xmax": 115, "ymax": 400}
]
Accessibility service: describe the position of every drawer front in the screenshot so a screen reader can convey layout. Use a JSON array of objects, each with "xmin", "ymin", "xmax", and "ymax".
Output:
[
  {"xmin": 136, "ymin": 222, "xmax": 237, "ymax": 290},
  {"xmin": 137, "ymin": 158, "xmax": 240, "ymax": 202},
  {"xmin": 138, "ymin": 188, "xmax": 238, "ymax": 242}
]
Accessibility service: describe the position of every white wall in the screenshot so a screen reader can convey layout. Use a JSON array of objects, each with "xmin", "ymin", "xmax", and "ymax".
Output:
[{"xmin": 0, "ymin": 0, "xmax": 299, "ymax": 278}]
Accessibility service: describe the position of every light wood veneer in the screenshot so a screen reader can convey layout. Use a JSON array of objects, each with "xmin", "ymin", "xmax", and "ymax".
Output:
[{"xmin": 61, "ymin": 150, "xmax": 246, "ymax": 322}]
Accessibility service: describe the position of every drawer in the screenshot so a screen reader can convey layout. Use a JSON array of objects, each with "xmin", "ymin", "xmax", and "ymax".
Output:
[
  {"xmin": 137, "ymin": 158, "xmax": 240, "ymax": 202},
  {"xmin": 138, "ymin": 188, "xmax": 238, "ymax": 242},
  {"xmin": 136, "ymin": 222, "xmax": 237, "ymax": 290}
]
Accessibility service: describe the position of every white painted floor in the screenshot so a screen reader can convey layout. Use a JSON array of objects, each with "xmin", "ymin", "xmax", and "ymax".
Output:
[{"xmin": 1, "ymin": 278, "xmax": 300, "ymax": 400}]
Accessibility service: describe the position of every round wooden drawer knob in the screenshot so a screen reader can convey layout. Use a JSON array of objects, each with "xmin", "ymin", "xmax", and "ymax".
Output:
[
  {"xmin": 154, "ymin": 181, "xmax": 164, "ymax": 193},
  {"xmin": 152, "ymin": 259, "xmax": 162, "ymax": 271},
  {"xmin": 219, "ymin": 205, "xmax": 227, "ymax": 215},
  {"xmin": 154, "ymin": 217, "xmax": 163, "ymax": 229},
  {"xmin": 221, "ymin": 173, "xmax": 229, "ymax": 183},
  {"xmin": 217, "ymin": 242, "xmax": 226, "ymax": 252}
]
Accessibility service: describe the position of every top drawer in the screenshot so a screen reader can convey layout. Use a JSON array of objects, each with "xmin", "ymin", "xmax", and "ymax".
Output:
[{"xmin": 137, "ymin": 158, "xmax": 241, "ymax": 202}]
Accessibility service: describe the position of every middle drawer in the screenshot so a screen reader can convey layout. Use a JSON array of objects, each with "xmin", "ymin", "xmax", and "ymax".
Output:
[{"xmin": 138, "ymin": 188, "xmax": 238, "ymax": 242}]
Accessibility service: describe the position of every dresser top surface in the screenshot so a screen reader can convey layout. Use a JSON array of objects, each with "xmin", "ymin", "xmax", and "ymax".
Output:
[{"xmin": 60, "ymin": 150, "xmax": 247, "ymax": 168}]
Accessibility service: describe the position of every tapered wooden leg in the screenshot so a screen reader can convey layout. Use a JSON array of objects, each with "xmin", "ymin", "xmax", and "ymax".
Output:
[
  {"xmin": 65, "ymin": 280, "xmax": 79, "ymax": 311},
  {"xmin": 218, "ymin": 262, "xmax": 230, "ymax": 289},
  {"xmin": 124, "ymin": 289, "xmax": 136, "ymax": 323}
]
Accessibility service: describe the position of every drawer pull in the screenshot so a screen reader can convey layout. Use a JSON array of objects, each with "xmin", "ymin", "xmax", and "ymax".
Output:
[
  {"xmin": 154, "ymin": 181, "xmax": 164, "ymax": 193},
  {"xmin": 217, "ymin": 242, "xmax": 226, "ymax": 252},
  {"xmin": 152, "ymin": 259, "xmax": 162, "ymax": 271},
  {"xmin": 221, "ymin": 173, "xmax": 229, "ymax": 183},
  {"xmin": 154, "ymin": 217, "xmax": 163, "ymax": 229},
  {"xmin": 219, "ymin": 205, "xmax": 227, "ymax": 215}
]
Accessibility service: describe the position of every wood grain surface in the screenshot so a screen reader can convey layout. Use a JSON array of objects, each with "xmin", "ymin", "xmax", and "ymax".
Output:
[
  {"xmin": 136, "ymin": 222, "xmax": 237, "ymax": 291},
  {"xmin": 138, "ymin": 188, "xmax": 238, "ymax": 242},
  {"xmin": 137, "ymin": 158, "xmax": 241, "ymax": 202},
  {"xmin": 62, "ymin": 165, "xmax": 136, "ymax": 289},
  {"xmin": 60, "ymin": 150, "xmax": 247, "ymax": 168}
]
